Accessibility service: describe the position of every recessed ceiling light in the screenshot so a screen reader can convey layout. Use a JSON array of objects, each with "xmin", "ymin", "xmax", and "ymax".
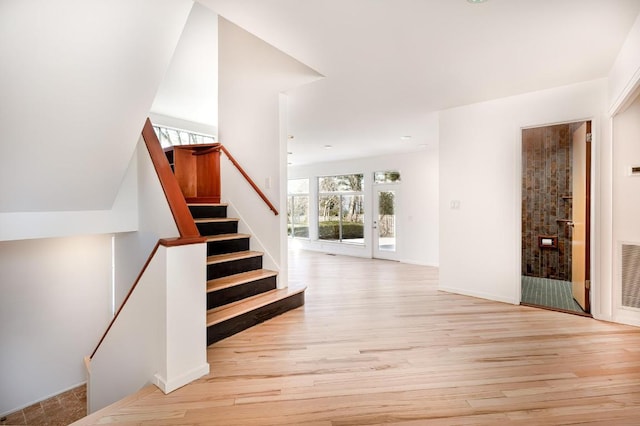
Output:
[
  {"xmin": 400, "ymin": 135, "xmax": 412, "ymax": 141},
  {"xmin": 288, "ymin": 162, "xmax": 293, "ymax": 165},
  {"xmin": 288, "ymin": 135, "xmax": 295, "ymax": 140},
  {"xmin": 324, "ymin": 144, "xmax": 333, "ymax": 149},
  {"xmin": 287, "ymin": 151, "xmax": 293, "ymax": 155},
  {"xmin": 467, "ymin": 0, "xmax": 488, "ymax": 3}
]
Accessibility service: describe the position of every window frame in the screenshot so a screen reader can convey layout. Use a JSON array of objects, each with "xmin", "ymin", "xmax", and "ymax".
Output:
[{"xmin": 317, "ymin": 174, "xmax": 365, "ymax": 245}]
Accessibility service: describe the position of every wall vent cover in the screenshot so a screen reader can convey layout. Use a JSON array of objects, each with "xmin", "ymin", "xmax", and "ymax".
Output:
[{"xmin": 622, "ymin": 244, "xmax": 640, "ymax": 308}]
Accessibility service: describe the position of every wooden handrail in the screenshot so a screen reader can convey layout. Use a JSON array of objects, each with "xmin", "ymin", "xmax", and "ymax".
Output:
[
  {"xmin": 89, "ymin": 237, "xmax": 205, "ymax": 360},
  {"xmin": 217, "ymin": 144, "xmax": 279, "ymax": 216},
  {"xmin": 141, "ymin": 118, "xmax": 201, "ymax": 237},
  {"xmin": 90, "ymin": 121, "xmax": 208, "ymax": 360},
  {"xmin": 90, "ymin": 240, "xmax": 160, "ymax": 359}
]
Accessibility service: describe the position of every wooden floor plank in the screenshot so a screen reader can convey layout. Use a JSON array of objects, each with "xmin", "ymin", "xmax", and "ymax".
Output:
[{"xmin": 73, "ymin": 249, "xmax": 640, "ymax": 425}]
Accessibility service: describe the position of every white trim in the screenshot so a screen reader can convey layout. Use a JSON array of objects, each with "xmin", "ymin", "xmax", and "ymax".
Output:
[
  {"xmin": 225, "ymin": 200, "xmax": 281, "ymax": 283},
  {"xmin": 439, "ymin": 286, "xmax": 519, "ymax": 305},
  {"xmin": 399, "ymin": 258, "xmax": 438, "ymax": 267},
  {"xmin": 609, "ymin": 67, "xmax": 640, "ymax": 116},
  {"xmin": 153, "ymin": 363, "xmax": 210, "ymax": 394}
]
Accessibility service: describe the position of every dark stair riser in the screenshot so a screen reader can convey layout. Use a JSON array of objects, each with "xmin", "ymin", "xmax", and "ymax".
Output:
[
  {"xmin": 207, "ymin": 256, "xmax": 262, "ymax": 280},
  {"xmin": 189, "ymin": 205, "xmax": 228, "ymax": 219},
  {"xmin": 207, "ymin": 275, "xmax": 277, "ymax": 309},
  {"xmin": 207, "ymin": 292, "xmax": 305, "ymax": 345},
  {"xmin": 197, "ymin": 221, "xmax": 238, "ymax": 236},
  {"xmin": 207, "ymin": 238, "xmax": 250, "ymax": 256}
]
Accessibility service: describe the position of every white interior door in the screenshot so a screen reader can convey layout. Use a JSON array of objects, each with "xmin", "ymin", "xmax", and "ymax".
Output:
[{"xmin": 373, "ymin": 186, "xmax": 399, "ymax": 260}]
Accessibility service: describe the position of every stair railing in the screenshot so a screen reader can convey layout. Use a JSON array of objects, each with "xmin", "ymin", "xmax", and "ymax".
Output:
[
  {"xmin": 195, "ymin": 144, "xmax": 279, "ymax": 216},
  {"xmin": 142, "ymin": 118, "xmax": 202, "ymax": 238},
  {"xmin": 90, "ymin": 119, "xmax": 206, "ymax": 359}
]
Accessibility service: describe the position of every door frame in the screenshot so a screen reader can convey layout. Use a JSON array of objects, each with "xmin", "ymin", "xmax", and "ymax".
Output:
[
  {"xmin": 518, "ymin": 119, "xmax": 594, "ymax": 315},
  {"xmin": 372, "ymin": 184, "xmax": 400, "ymax": 261}
]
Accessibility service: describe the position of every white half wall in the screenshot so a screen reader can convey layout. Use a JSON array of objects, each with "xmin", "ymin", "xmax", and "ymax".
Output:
[
  {"xmin": 0, "ymin": 234, "xmax": 112, "ymax": 416},
  {"xmin": 88, "ymin": 243, "xmax": 208, "ymax": 413},
  {"xmin": 439, "ymin": 79, "xmax": 609, "ymax": 307},
  {"xmin": 113, "ymin": 138, "xmax": 179, "ymax": 308},
  {"xmin": 288, "ymin": 148, "xmax": 439, "ymax": 266},
  {"xmin": 218, "ymin": 17, "xmax": 323, "ymax": 277}
]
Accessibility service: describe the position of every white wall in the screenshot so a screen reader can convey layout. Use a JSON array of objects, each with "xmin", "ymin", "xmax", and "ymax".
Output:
[
  {"xmin": 88, "ymin": 243, "xmax": 208, "ymax": 413},
  {"xmin": 0, "ymin": 0, "xmax": 192, "ymax": 242},
  {"xmin": 439, "ymin": 79, "xmax": 609, "ymax": 307},
  {"xmin": 612, "ymin": 94, "xmax": 640, "ymax": 326},
  {"xmin": 113, "ymin": 138, "xmax": 179, "ymax": 308},
  {"xmin": 0, "ymin": 235, "xmax": 112, "ymax": 416},
  {"xmin": 609, "ymin": 13, "xmax": 640, "ymax": 115},
  {"xmin": 151, "ymin": 2, "xmax": 219, "ymax": 136},
  {"xmin": 0, "ymin": 164, "xmax": 138, "ymax": 241},
  {"xmin": 218, "ymin": 17, "xmax": 323, "ymax": 277},
  {"xmin": 289, "ymin": 149, "xmax": 439, "ymax": 266},
  {"xmin": 608, "ymin": 12, "xmax": 640, "ymax": 327}
]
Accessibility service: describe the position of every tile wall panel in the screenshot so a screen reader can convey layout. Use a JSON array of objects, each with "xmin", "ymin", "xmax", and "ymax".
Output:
[{"xmin": 522, "ymin": 124, "xmax": 573, "ymax": 280}]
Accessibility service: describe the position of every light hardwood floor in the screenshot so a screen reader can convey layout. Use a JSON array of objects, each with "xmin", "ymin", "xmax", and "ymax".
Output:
[{"xmin": 75, "ymin": 250, "xmax": 640, "ymax": 425}]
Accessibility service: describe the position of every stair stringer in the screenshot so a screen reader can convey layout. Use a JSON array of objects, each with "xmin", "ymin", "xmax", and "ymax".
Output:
[{"xmin": 224, "ymin": 200, "xmax": 283, "ymax": 288}]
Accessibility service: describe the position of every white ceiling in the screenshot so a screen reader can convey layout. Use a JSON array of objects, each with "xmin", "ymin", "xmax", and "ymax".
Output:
[{"xmin": 199, "ymin": 0, "xmax": 640, "ymax": 165}]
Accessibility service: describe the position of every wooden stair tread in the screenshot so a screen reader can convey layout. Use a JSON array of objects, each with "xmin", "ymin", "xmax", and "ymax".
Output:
[
  {"xmin": 194, "ymin": 217, "xmax": 239, "ymax": 223},
  {"xmin": 187, "ymin": 203, "xmax": 228, "ymax": 206},
  {"xmin": 206, "ymin": 285, "xmax": 306, "ymax": 326},
  {"xmin": 205, "ymin": 233, "xmax": 251, "ymax": 242},
  {"xmin": 207, "ymin": 250, "xmax": 263, "ymax": 265},
  {"xmin": 207, "ymin": 269, "xmax": 277, "ymax": 293}
]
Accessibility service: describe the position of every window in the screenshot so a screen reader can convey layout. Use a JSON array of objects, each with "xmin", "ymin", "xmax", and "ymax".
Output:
[
  {"xmin": 318, "ymin": 174, "xmax": 364, "ymax": 244},
  {"xmin": 153, "ymin": 125, "xmax": 216, "ymax": 149},
  {"xmin": 287, "ymin": 179, "xmax": 309, "ymax": 238},
  {"xmin": 374, "ymin": 170, "xmax": 401, "ymax": 184}
]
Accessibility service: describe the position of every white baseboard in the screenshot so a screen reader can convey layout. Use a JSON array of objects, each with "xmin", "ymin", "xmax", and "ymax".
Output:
[
  {"xmin": 399, "ymin": 258, "xmax": 439, "ymax": 267},
  {"xmin": 154, "ymin": 363, "xmax": 210, "ymax": 394},
  {"xmin": 438, "ymin": 285, "xmax": 519, "ymax": 305}
]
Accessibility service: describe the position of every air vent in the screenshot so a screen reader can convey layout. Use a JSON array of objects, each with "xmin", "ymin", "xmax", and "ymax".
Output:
[{"xmin": 621, "ymin": 244, "xmax": 640, "ymax": 308}]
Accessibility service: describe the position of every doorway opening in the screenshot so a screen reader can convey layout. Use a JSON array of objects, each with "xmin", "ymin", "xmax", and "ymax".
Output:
[
  {"xmin": 521, "ymin": 121, "xmax": 592, "ymax": 316},
  {"xmin": 373, "ymin": 185, "xmax": 399, "ymax": 261}
]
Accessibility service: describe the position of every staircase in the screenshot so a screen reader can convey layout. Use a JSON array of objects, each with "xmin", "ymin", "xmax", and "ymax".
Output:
[{"xmin": 188, "ymin": 203, "xmax": 305, "ymax": 345}]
